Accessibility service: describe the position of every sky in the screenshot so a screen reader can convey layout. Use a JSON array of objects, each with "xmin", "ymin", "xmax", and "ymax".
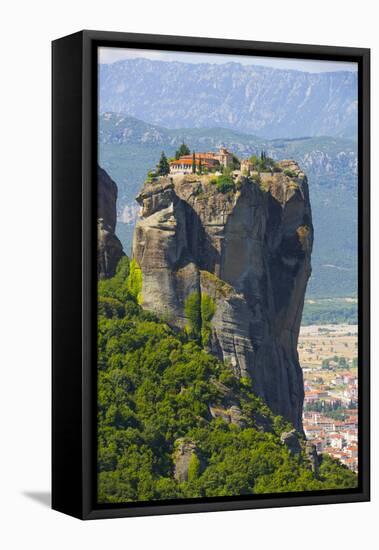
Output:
[{"xmin": 99, "ymin": 47, "xmax": 357, "ymax": 73}]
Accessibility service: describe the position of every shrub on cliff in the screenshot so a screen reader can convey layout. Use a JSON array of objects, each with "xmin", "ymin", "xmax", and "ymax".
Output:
[
  {"xmin": 284, "ymin": 168, "xmax": 298, "ymax": 178},
  {"xmin": 201, "ymin": 293, "xmax": 216, "ymax": 346},
  {"xmin": 208, "ymin": 167, "xmax": 235, "ymax": 193},
  {"xmin": 184, "ymin": 291, "xmax": 202, "ymax": 340},
  {"xmin": 184, "ymin": 291, "xmax": 216, "ymax": 346},
  {"xmin": 216, "ymin": 175, "xmax": 234, "ymax": 193},
  {"xmin": 127, "ymin": 258, "xmax": 143, "ymax": 304},
  {"xmin": 249, "ymin": 153, "xmax": 279, "ymax": 173}
]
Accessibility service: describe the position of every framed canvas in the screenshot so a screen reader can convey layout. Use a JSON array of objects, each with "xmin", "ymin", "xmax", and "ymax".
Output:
[{"xmin": 52, "ymin": 30, "xmax": 370, "ymax": 520}]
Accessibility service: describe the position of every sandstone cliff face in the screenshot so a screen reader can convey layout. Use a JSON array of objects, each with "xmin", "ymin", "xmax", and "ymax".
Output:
[
  {"xmin": 98, "ymin": 166, "xmax": 124, "ymax": 279},
  {"xmin": 132, "ymin": 161, "xmax": 313, "ymax": 430}
]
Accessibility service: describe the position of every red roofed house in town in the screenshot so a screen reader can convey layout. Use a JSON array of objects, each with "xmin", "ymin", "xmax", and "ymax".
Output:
[
  {"xmin": 346, "ymin": 445, "xmax": 358, "ymax": 458},
  {"xmin": 344, "ymin": 457, "xmax": 358, "ymax": 472}
]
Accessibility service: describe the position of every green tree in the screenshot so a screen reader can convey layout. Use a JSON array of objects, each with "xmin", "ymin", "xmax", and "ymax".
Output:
[
  {"xmin": 231, "ymin": 154, "xmax": 240, "ymax": 170},
  {"xmin": 201, "ymin": 294, "xmax": 216, "ymax": 346},
  {"xmin": 188, "ymin": 453, "xmax": 201, "ymax": 482},
  {"xmin": 197, "ymin": 158, "xmax": 202, "ymax": 175},
  {"xmin": 98, "ymin": 296, "xmax": 125, "ymax": 319},
  {"xmin": 127, "ymin": 259, "xmax": 143, "ymax": 303},
  {"xmin": 156, "ymin": 152, "xmax": 170, "ymax": 176},
  {"xmin": 175, "ymin": 142, "xmax": 190, "ymax": 160},
  {"xmin": 322, "ymin": 358, "xmax": 330, "ymax": 369},
  {"xmin": 216, "ymin": 174, "xmax": 234, "ymax": 193},
  {"xmin": 184, "ymin": 291, "xmax": 201, "ymax": 340},
  {"xmin": 249, "ymin": 154, "xmax": 259, "ymax": 167}
]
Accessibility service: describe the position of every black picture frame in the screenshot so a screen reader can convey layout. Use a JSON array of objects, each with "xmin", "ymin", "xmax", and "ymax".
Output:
[{"xmin": 52, "ymin": 30, "xmax": 370, "ymax": 520}]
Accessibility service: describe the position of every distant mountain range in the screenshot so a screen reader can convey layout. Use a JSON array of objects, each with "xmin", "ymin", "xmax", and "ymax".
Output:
[
  {"xmin": 98, "ymin": 113, "xmax": 357, "ymax": 299},
  {"xmin": 99, "ymin": 59, "xmax": 357, "ymax": 139}
]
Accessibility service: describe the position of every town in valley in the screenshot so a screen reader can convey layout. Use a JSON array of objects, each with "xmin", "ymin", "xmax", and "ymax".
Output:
[{"xmin": 299, "ymin": 323, "xmax": 358, "ymax": 472}]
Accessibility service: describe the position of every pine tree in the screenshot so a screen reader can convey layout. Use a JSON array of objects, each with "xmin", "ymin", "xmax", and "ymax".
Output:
[
  {"xmin": 175, "ymin": 142, "xmax": 190, "ymax": 160},
  {"xmin": 198, "ymin": 158, "xmax": 202, "ymax": 175},
  {"xmin": 156, "ymin": 151, "xmax": 170, "ymax": 176},
  {"xmin": 181, "ymin": 142, "xmax": 190, "ymax": 156}
]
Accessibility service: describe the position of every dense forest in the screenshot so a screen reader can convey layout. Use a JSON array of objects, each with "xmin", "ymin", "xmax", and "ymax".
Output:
[{"xmin": 97, "ymin": 256, "xmax": 357, "ymax": 503}]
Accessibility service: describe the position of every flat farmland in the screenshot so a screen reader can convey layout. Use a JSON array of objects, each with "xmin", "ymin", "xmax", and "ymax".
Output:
[{"xmin": 298, "ymin": 324, "xmax": 358, "ymax": 368}]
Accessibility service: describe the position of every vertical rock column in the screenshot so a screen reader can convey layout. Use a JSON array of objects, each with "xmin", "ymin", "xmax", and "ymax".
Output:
[{"xmin": 97, "ymin": 165, "xmax": 124, "ymax": 279}]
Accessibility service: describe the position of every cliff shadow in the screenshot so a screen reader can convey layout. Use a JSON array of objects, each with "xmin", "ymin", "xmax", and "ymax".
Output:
[{"xmin": 181, "ymin": 201, "xmax": 221, "ymax": 275}]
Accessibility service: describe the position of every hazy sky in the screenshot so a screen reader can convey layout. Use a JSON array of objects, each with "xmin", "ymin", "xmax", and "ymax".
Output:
[{"xmin": 99, "ymin": 47, "xmax": 357, "ymax": 73}]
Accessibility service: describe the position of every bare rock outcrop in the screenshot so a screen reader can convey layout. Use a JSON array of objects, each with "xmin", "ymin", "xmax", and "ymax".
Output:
[
  {"xmin": 173, "ymin": 439, "xmax": 202, "ymax": 482},
  {"xmin": 209, "ymin": 404, "xmax": 246, "ymax": 427},
  {"xmin": 305, "ymin": 441, "xmax": 320, "ymax": 477},
  {"xmin": 97, "ymin": 165, "xmax": 124, "ymax": 279},
  {"xmin": 132, "ymin": 162, "xmax": 313, "ymax": 430},
  {"xmin": 281, "ymin": 429, "xmax": 302, "ymax": 457}
]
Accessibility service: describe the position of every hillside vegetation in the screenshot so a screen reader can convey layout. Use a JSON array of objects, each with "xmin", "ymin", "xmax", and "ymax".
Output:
[
  {"xmin": 97, "ymin": 257, "xmax": 357, "ymax": 503},
  {"xmin": 302, "ymin": 298, "xmax": 358, "ymax": 325}
]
